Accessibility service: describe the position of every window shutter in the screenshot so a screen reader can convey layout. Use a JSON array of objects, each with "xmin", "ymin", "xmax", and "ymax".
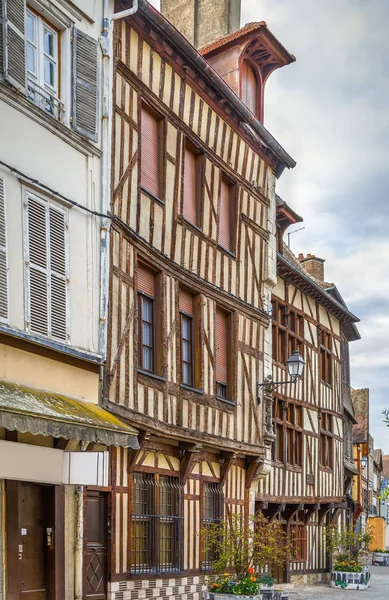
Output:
[
  {"xmin": 215, "ymin": 308, "xmax": 228, "ymax": 384},
  {"xmin": 179, "ymin": 288, "xmax": 193, "ymax": 315},
  {"xmin": 183, "ymin": 145, "xmax": 197, "ymax": 224},
  {"xmin": 26, "ymin": 196, "xmax": 68, "ymax": 341},
  {"xmin": 2, "ymin": 0, "xmax": 27, "ymax": 92},
  {"xmin": 27, "ymin": 198, "xmax": 48, "ymax": 336},
  {"xmin": 0, "ymin": 177, "xmax": 8, "ymax": 322},
  {"xmin": 72, "ymin": 28, "xmax": 99, "ymax": 142},
  {"xmin": 141, "ymin": 107, "xmax": 160, "ymax": 197},
  {"xmin": 0, "ymin": 0, "xmax": 4, "ymax": 77},
  {"xmin": 218, "ymin": 178, "xmax": 232, "ymax": 251},
  {"xmin": 241, "ymin": 61, "xmax": 257, "ymax": 116},
  {"xmin": 137, "ymin": 264, "xmax": 155, "ymax": 296},
  {"xmin": 49, "ymin": 206, "xmax": 67, "ymax": 340}
]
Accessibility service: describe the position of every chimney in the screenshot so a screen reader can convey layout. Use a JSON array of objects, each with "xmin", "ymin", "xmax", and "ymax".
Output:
[
  {"xmin": 298, "ymin": 253, "xmax": 325, "ymax": 282},
  {"xmin": 161, "ymin": 0, "xmax": 241, "ymax": 49}
]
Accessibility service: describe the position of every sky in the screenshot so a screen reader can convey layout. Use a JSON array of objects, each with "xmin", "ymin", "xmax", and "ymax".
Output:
[{"xmin": 150, "ymin": 0, "xmax": 389, "ymax": 451}]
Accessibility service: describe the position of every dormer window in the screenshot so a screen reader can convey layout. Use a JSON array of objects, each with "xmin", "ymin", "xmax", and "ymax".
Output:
[{"xmin": 241, "ymin": 60, "xmax": 260, "ymax": 118}]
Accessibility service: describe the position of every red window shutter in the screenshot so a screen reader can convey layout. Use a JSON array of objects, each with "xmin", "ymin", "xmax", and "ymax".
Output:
[
  {"xmin": 141, "ymin": 107, "xmax": 160, "ymax": 197},
  {"xmin": 242, "ymin": 61, "xmax": 258, "ymax": 116},
  {"xmin": 218, "ymin": 178, "xmax": 232, "ymax": 250},
  {"xmin": 215, "ymin": 308, "xmax": 228, "ymax": 384},
  {"xmin": 137, "ymin": 264, "xmax": 155, "ymax": 296},
  {"xmin": 183, "ymin": 146, "xmax": 197, "ymax": 224},
  {"xmin": 179, "ymin": 288, "xmax": 193, "ymax": 315}
]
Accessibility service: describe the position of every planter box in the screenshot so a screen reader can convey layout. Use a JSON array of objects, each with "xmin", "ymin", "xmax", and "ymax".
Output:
[
  {"xmin": 204, "ymin": 593, "xmax": 288, "ymax": 600},
  {"xmin": 373, "ymin": 551, "xmax": 389, "ymax": 566},
  {"xmin": 330, "ymin": 566, "xmax": 371, "ymax": 590}
]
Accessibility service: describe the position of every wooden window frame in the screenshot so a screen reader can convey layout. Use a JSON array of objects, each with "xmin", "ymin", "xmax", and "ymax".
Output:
[
  {"xmin": 140, "ymin": 102, "xmax": 165, "ymax": 203},
  {"xmin": 217, "ymin": 174, "xmax": 236, "ymax": 256},
  {"xmin": 272, "ymin": 300, "xmax": 304, "ymax": 366},
  {"xmin": 180, "ymin": 312, "xmax": 194, "ymax": 388},
  {"xmin": 201, "ymin": 481, "xmax": 223, "ymax": 571},
  {"xmin": 239, "ymin": 58, "xmax": 264, "ymax": 121},
  {"xmin": 138, "ymin": 292, "xmax": 155, "ymax": 374},
  {"xmin": 319, "ymin": 328, "xmax": 332, "ymax": 385},
  {"xmin": 272, "ymin": 398, "xmax": 303, "ymax": 468},
  {"xmin": 290, "ymin": 519, "xmax": 307, "ymax": 562},
  {"xmin": 137, "ymin": 264, "xmax": 163, "ymax": 377},
  {"xmin": 129, "ymin": 472, "xmax": 183, "ymax": 574},
  {"xmin": 215, "ymin": 308, "xmax": 234, "ymax": 404},
  {"xmin": 320, "ymin": 412, "xmax": 333, "ymax": 469},
  {"xmin": 182, "ymin": 139, "xmax": 203, "ymax": 230}
]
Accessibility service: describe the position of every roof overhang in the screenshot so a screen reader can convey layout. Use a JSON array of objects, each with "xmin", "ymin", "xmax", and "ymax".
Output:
[
  {"xmin": 277, "ymin": 253, "xmax": 360, "ymax": 326},
  {"xmin": 0, "ymin": 380, "xmax": 139, "ymax": 449}
]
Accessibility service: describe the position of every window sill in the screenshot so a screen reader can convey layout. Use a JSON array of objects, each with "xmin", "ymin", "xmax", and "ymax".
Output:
[
  {"xmin": 140, "ymin": 185, "xmax": 165, "ymax": 206},
  {"xmin": 217, "ymin": 244, "xmax": 236, "ymax": 259},
  {"xmin": 181, "ymin": 384, "xmax": 203, "ymax": 395},
  {"xmin": 0, "ymin": 81, "xmax": 100, "ymax": 156},
  {"xmin": 216, "ymin": 396, "xmax": 235, "ymax": 407},
  {"xmin": 319, "ymin": 466, "xmax": 333, "ymax": 473},
  {"xmin": 137, "ymin": 368, "xmax": 166, "ymax": 383},
  {"xmin": 320, "ymin": 379, "xmax": 332, "ymax": 388},
  {"xmin": 182, "ymin": 217, "xmax": 203, "ymax": 234}
]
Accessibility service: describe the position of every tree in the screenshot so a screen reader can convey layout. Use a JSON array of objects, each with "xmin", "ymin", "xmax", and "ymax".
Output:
[
  {"xmin": 202, "ymin": 510, "xmax": 291, "ymax": 581},
  {"xmin": 324, "ymin": 523, "xmax": 372, "ymax": 562}
]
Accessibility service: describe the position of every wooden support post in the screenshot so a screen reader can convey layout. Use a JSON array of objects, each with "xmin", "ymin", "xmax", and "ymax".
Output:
[
  {"xmin": 128, "ymin": 430, "xmax": 151, "ymax": 473},
  {"xmin": 219, "ymin": 452, "xmax": 236, "ymax": 487},
  {"xmin": 304, "ymin": 503, "xmax": 320, "ymax": 524},
  {"xmin": 245, "ymin": 456, "xmax": 262, "ymax": 489},
  {"xmin": 180, "ymin": 443, "xmax": 202, "ymax": 484}
]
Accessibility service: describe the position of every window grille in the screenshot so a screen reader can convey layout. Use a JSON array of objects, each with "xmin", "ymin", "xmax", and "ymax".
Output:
[
  {"xmin": 202, "ymin": 482, "xmax": 223, "ymax": 570},
  {"xmin": 130, "ymin": 472, "xmax": 183, "ymax": 574}
]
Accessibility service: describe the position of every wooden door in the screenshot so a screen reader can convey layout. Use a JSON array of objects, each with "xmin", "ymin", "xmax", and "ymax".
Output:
[
  {"xmin": 6, "ymin": 481, "xmax": 47, "ymax": 600},
  {"xmin": 84, "ymin": 491, "xmax": 107, "ymax": 600}
]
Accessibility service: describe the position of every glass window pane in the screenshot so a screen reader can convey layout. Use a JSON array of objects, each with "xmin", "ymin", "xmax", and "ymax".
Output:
[
  {"xmin": 183, "ymin": 363, "xmax": 191, "ymax": 386},
  {"xmin": 182, "ymin": 340, "xmax": 190, "ymax": 362},
  {"xmin": 142, "ymin": 297, "xmax": 152, "ymax": 322},
  {"xmin": 27, "ymin": 44, "xmax": 36, "ymax": 74},
  {"xmin": 44, "ymin": 28, "xmax": 55, "ymax": 56},
  {"xmin": 143, "ymin": 347, "xmax": 152, "ymax": 371},
  {"xmin": 142, "ymin": 322, "xmax": 152, "ymax": 346},
  {"xmin": 27, "ymin": 13, "xmax": 36, "ymax": 42},
  {"xmin": 44, "ymin": 59, "xmax": 55, "ymax": 87}
]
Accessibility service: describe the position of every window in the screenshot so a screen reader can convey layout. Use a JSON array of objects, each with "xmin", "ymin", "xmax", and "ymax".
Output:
[
  {"xmin": 25, "ymin": 193, "xmax": 68, "ymax": 341},
  {"xmin": 272, "ymin": 300, "xmax": 304, "ymax": 365},
  {"xmin": 183, "ymin": 143, "xmax": 202, "ymax": 227},
  {"xmin": 241, "ymin": 60, "xmax": 259, "ymax": 116},
  {"xmin": 272, "ymin": 398, "xmax": 303, "ymax": 467},
  {"xmin": 180, "ymin": 288, "xmax": 195, "ymax": 387},
  {"xmin": 137, "ymin": 265, "xmax": 156, "ymax": 373},
  {"xmin": 215, "ymin": 308, "xmax": 231, "ymax": 401},
  {"xmin": 218, "ymin": 177, "xmax": 235, "ymax": 253},
  {"xmin": 130, "ymin": 472, "xmax": 183, "ymax": 573},
  {"xmin": 320, "ymin": 412, "xmax": 333, "ymax": 468},
  {"xmin": 290, "ymin": 512, "xmax": 307, "ymax": 561},
  {"xmin": 319, "ymin": 329, "xmax": 332, "ymax": 384},
  {"xmin": 0, "ymin": 178, "xmax": 8, "ymax": 323},
  {"xmin": 141, "ymin": 106, "xmax": 162, "ymax": 199},
  {"xmin": 202, "ymin": 482, "xmax": 222, "ymax": 570},
  {"xmin": 26, "ymin": 10, "xmax": 62, "ymax": 119}
]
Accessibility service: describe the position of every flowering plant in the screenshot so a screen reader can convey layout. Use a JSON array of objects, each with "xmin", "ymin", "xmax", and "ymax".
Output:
[
  {"xmin": 333, "ymin": 559, "xmax": 363, "ymax": 573},
  {"xmin": 208, "ymin": 570, "xmax": 260, "ymax": 596}
]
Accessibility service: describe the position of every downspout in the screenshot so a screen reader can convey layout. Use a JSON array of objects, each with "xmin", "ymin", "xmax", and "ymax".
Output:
[{"xmin": 99, "ymin": 0, "xmax": 139, "ymax": 359}]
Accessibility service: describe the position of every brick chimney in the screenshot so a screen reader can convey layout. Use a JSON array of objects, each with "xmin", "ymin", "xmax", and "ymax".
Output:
[
  {"xmin": 298, "ymin": 253, "xmax": 325, "ymax": 282},
  {"xmin": 161, "ymin": 0, "xmax": 241, "ymax": 49}
]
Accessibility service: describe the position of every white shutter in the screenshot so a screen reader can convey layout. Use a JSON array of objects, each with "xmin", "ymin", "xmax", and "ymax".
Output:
[
  {"xmin": 26, "ymin": 194, "xmax": 68, "ymax": 341},
  {"xmin": 3, "ymin": 0, "xmax": 27, "ymax": 92},
  {"xmin": 72, "ymin": 28, "xmax": 99, "ymax": 142},
  {"xmin": 49, "ymin": 206, "xmax": 67, "ymax": 340},
  {"xmin": 0, "ymin": 177, "xmax": 8, "ymax": 322},
  {"xmin": 0, "ymin": 0, "xmax": 4, "ymax": 77}
]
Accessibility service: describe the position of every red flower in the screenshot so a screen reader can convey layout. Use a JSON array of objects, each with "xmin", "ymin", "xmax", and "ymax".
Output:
[{"xmin": 248, "ymin": 568, "xmax": 254, "ymax": 574}]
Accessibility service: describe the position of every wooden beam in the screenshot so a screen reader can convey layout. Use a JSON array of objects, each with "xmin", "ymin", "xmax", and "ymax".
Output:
[
  {"xmin": 128, "ymin": 430, "xmax": 151, "ymax": 473},
  {"xmin": 245, "ymin": 457, "xmax": 262, "ymax": 489},
  {"xmin": 286, "ymin": 503, "xmax": 304, "ymax": 525},
  {"xmin": 180, "ymin": 443, "xmax": 202, "ymax": 484},
  {"xmin": 219, "ymin": 452, "xmax": 237, "ymax": 487},
  {"xmin": 304, "ymin": 503, "xmax": 320, "ymax": 524}
]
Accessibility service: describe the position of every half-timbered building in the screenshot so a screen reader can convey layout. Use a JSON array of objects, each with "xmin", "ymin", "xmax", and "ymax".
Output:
[
  {"xmin": 105, "ymin": 1, "xmax": 296, "ymax": 599},
  {"xmin": 256, "ymin": 198, "xmax": 360, "ymax": 583}
]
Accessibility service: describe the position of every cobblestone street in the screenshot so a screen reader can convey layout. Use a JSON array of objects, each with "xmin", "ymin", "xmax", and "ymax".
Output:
[{"xmin": 282, "ymin": 567, "xmax": 389, "ymax": 600}]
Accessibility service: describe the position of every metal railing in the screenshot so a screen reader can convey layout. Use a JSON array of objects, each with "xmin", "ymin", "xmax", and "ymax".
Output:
[{"xmin": 27, "ymin": 79, "xmax": 65, "ymax": 122}]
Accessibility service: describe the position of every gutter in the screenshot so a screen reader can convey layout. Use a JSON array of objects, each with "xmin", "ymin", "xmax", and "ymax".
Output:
[{"xmin": 120, "ymin": 0, "xmax": 296, "ymax": 176}]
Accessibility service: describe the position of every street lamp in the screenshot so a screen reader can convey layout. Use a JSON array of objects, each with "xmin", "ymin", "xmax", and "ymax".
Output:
[{"xmin": 257, "ymin": 351, "xmax": 305, "ymax": 404}]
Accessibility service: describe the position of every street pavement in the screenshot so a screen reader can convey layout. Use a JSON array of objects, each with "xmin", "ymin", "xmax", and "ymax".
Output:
[{"xmin": 282, "ymin": 566, "xmax": 389, "ymax": 599}]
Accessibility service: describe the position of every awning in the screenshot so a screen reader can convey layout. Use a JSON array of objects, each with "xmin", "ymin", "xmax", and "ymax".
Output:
[{"xmin": 0, "ymin": 380, "xmax": 138, "ymax": 449}]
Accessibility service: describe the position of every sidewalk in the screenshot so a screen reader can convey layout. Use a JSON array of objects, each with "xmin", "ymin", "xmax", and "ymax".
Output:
[{"xmin": 282, "ymin": 566, "xmax": 389, "ymax": 599}]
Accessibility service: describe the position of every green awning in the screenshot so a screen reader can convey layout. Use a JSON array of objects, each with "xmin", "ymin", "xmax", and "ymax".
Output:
[{"xmin": 0, "ymin": 380, "xmax": 138, "ymax": 449}]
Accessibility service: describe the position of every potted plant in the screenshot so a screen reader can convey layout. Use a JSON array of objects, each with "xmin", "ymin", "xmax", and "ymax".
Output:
[
  {"xmin": 372, "ymin": 548, "xmax": 389, "ymax": 566},
  {"xmin": 202, "ymin": 511, "xmax": 290, "ymax": 600},
  {"xmin": 324, "ymin": 524, "xmax": 372, "ymax": 591}
]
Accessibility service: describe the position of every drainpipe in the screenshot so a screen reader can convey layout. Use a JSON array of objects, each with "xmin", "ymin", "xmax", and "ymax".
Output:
[
  {"xmin": 99, "ymin": 0, "xmax": 139, "ymax": 360},
  {"xmin": 74, "ymin": 485, "xmax": 84, "ymax": 600}
]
